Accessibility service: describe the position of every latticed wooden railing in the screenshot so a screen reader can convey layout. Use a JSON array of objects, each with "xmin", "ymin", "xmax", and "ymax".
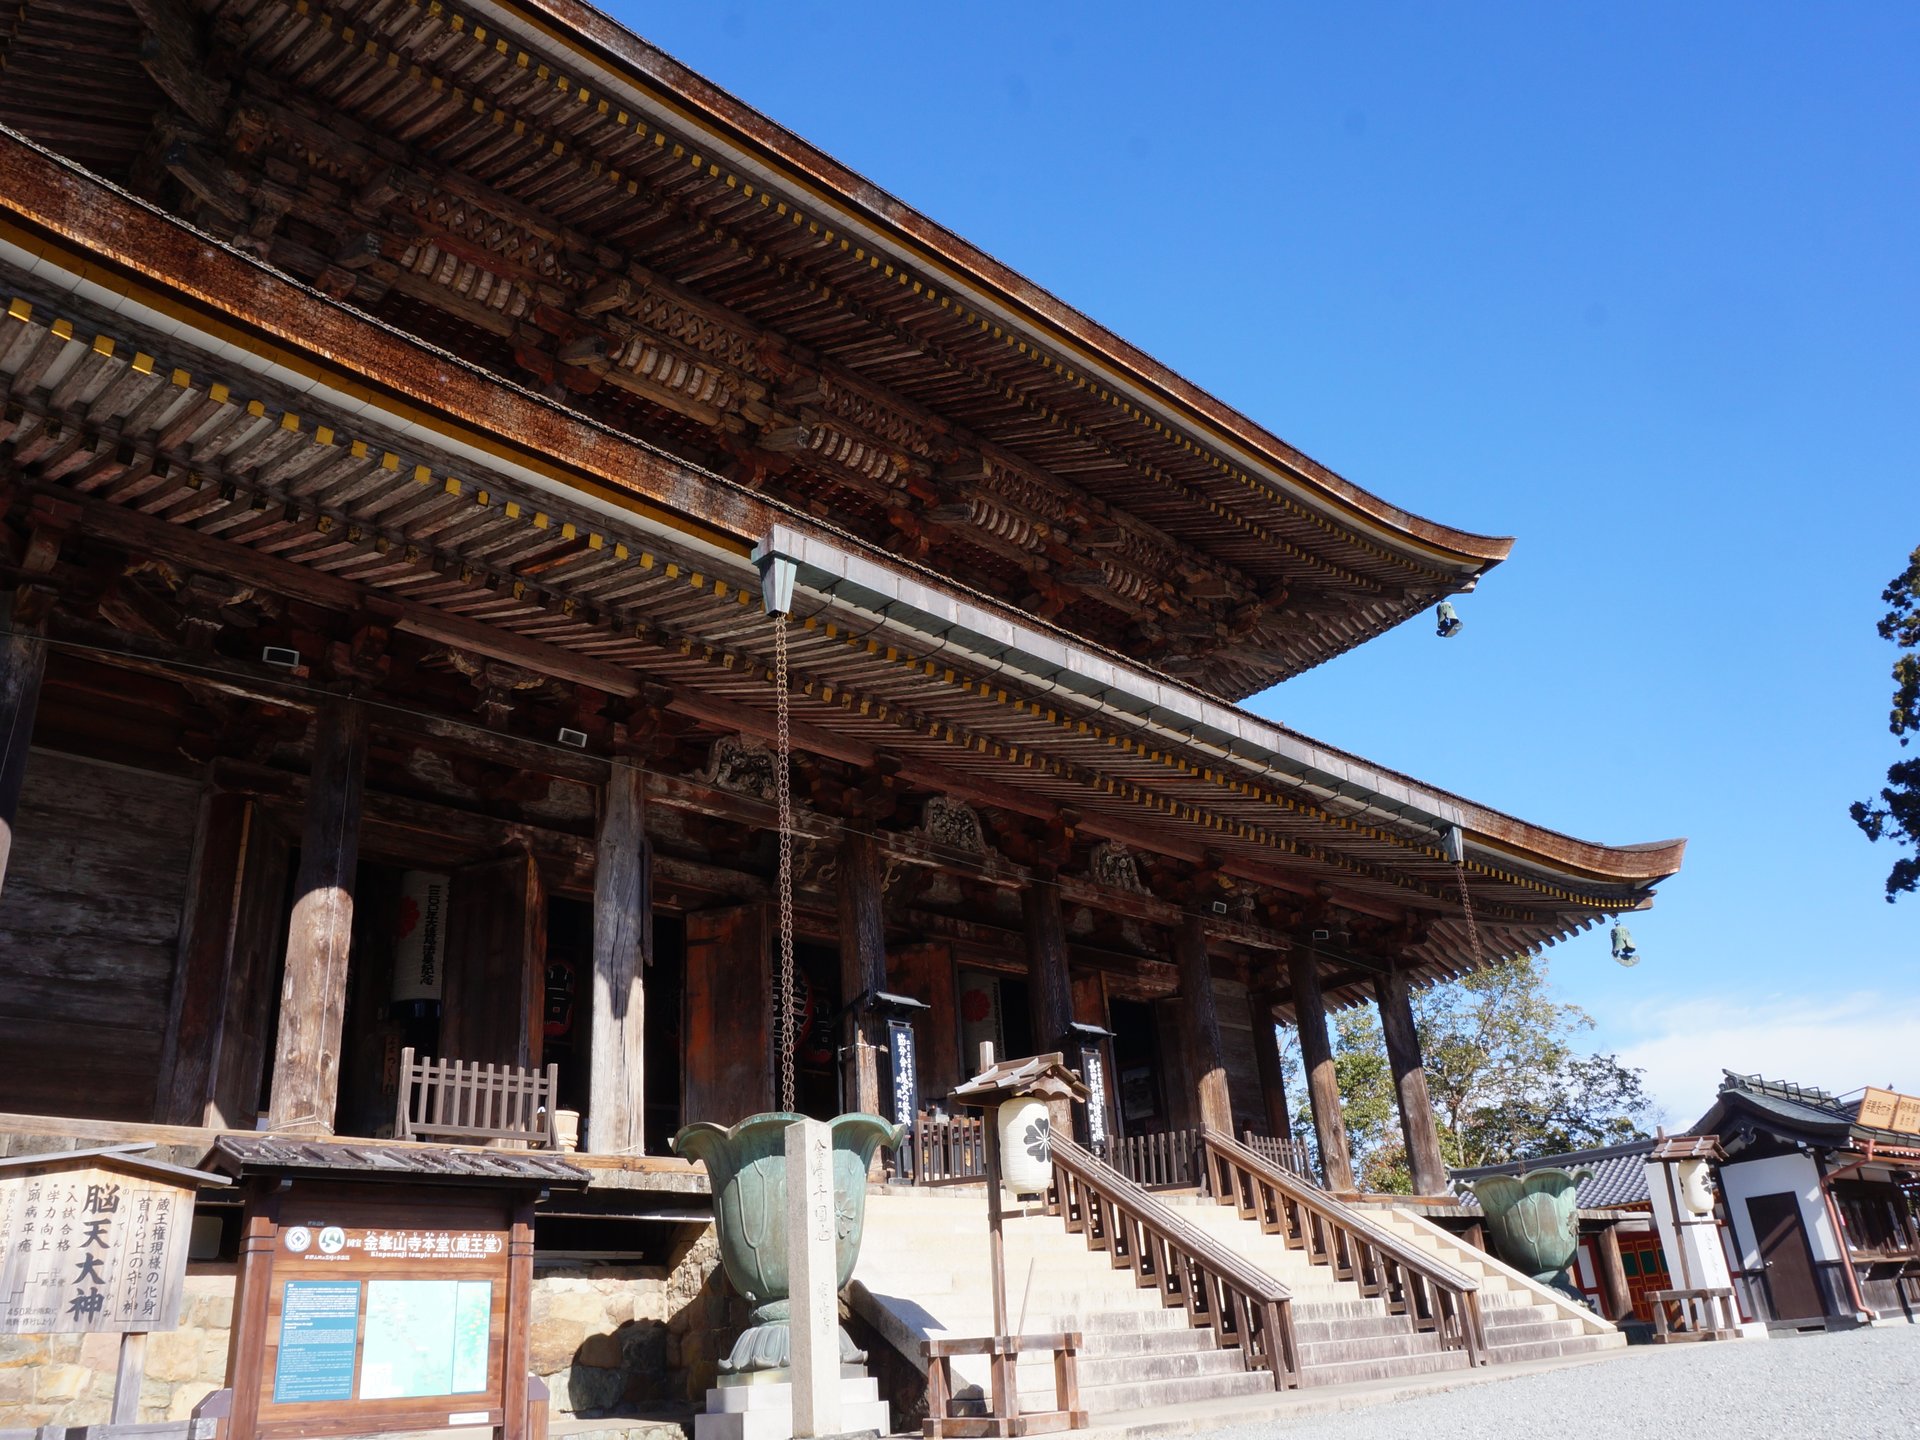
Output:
[
  {"xmin": 1240, "ymin": 1132, "xmax": 1321, "ymax": 1186},
  {"xmin": 1109, "ymin": 1128, "xmax": 1319, "ymax": 1190},
  {"xmin": 905, "ymin": 1110, "xmax": 989, "ymax": 1184},
  {"xmin": 395, "ymin": 1047, "xmax": 559, "ymax": 1148},
  {"xmin": 1107, "ymin": 1127, "xmax": 1203, "ymax": 1188},
  {"xmin": 1047, "ymin": 1133, "xmax": 1298, "ymax": 1388},
  {"xmin": 1195, "ymin": 1128, "xmax": 1486, "ymax": 1365}
]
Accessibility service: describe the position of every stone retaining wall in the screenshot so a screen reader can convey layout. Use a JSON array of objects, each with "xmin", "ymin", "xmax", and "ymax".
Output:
[{"xmin": 0, "ymin": 1228, "xmax": 729, "ymax": 1431}]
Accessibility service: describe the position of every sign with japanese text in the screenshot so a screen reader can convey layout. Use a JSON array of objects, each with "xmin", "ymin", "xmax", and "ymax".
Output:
[
  {"xmin": 1858, "ymin": 1087, "xmax": 1920, "ymax": 1137},
  {"xmin": 887, "ymin": 1017, "xmax": 919, "ymax": 1129},
  {"xmin": 0, "ymin": 1165, "xmax": 193, "ymax": 1333},
  {"xmin": 1080, "ymin": 1046, "xmax": 1109, "ymax": 1153},
  {"xmin": 256, "ymin": 1212, "xmax": 509, "ymax": 1424},
  {"xmin": 391, "ymin": 869, "xmax": 450, "ymax": 1002}
]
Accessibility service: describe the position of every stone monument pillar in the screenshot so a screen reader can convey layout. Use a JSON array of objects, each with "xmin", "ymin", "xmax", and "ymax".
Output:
[{"xmin": 788, "ymin": 1118, "xmax": 843, "ymax": 1438}]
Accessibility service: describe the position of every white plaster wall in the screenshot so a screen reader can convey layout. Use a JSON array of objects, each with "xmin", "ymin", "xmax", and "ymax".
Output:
[{"xmin": 1718, "ymin": 1153, "xmax": 1841, "ymax": 1267}]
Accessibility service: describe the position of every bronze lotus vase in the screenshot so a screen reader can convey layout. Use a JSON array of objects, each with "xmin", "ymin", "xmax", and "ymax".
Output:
[
  {"xmin": 1468, "ymin": 1167, "xmax": 1591, "ymax": 1298},
  {"xmin": 673, "ymin": 1110, "xmax": 901, "ymax": 1377}
]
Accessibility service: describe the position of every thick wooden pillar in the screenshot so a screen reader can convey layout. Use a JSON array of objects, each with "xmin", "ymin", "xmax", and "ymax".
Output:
[
  {"xmin": 265, "ymin": 698, "xmax": 367, "ymax": 1134},
  {"xmin": 1022, "ymin": 878, "xmax": 1073, "ymax": 1053},
  {"xmin": 156, "ymin": 787, "xmax": 253, "ymax": 1125},
  {"xmin": 1375, "ymin": 966, "xmax": 1448, "ymax": 1197},
  {"xmin": 588, "ymin": 762, "xmax": 650, "ymax": 1155},
  {"xmin": 1249, "ymin": 990, "xmax": 1294, "ymax": 1141},
  {"xmin": 838, "ymin": 828, "xmax": 885, "ymax": 1117},
  {"xmin": 0, "ymin": 617, "xmax": 47, "ymax": 899},
  {"xmin": 1174, "ymin": 916, "xmax": 1233, "ymax": 1134},
  {"xmin": 1595, "ymin": 1224, "xmax": 1634, "ymax": 1323},
  {"xmin": 1288, "ymin": 947, "xmax": 1355, "ymax": 1192}
]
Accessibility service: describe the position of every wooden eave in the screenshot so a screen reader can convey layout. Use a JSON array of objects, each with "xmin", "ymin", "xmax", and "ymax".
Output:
[
  {"xmin": 0, "ymin": 134, "xmax": 1680, "ymax": 996},
  {"xmin": 492, "ymin": 0, "xmax": 1514, "ymax": 567},
  {"xmin": 0, "ymin": 0, "xmax": 1514, "ymax": 695}
]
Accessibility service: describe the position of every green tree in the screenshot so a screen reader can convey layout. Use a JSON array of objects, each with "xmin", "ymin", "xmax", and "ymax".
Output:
[
  {"xmin": 1852, "ymin": 544, "xmax": 1920, "ymax": 900},
  {"xmin": 1276, "ymin": 954, "xmax": 1654, "ymax": 1193}
]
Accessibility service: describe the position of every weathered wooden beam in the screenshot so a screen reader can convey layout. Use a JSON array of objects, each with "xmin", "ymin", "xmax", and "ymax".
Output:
[
  {"xmin": 128, "ymin": 0, "xmax": 232, "ymax": 132},
  {"xmin": 264, "ymin": 697, "xmax": 367, "ymax": 1134},
  {"xmin": 1289, "ymin": 945, "xmax": 1354, "ymax": 1192},
  {"xmin": 1376, "ymin": 967, "xmax": 1448, "ymax": 1198},
  {"xmin": 1022, "ymin": 878, "xmax": 1074, "ymax": 1056},
  {"xmin": 1248, "ymin": 989, "xmax": 1294, "ymax": 1143},
  {"xmin": 587, "ymin": 762, "xmax": 649, "ymax": 1157},
  {"xmin": 838, "ymin": 828, "xmax": 885, "ymax": 1118},
  {"xmin": 0, "ymin": 606, "xmax": 47, "ymax": 899},
  {"xmin": 154, "ymin": 786, "xmax": 252, "ymax": 1126},
  {"xmin": 1175, "ymin": 915, "xmax": 1233, "ymax": 1135}
]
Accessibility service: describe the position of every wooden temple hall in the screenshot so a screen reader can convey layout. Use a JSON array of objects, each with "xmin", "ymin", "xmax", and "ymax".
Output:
[{"xmin": 0, "ymin": 0, "xmax": 1684, "ymax": 1209}]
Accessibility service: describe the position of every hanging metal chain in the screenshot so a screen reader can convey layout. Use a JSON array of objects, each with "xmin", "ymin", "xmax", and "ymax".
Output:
[
  {"xmin": 1451, "ymin": 855, "xmax": 1486, "ymax": 965},
  {"xmin": 772, "ymin": 614, "xmax": 798, "ymax": 1113}
]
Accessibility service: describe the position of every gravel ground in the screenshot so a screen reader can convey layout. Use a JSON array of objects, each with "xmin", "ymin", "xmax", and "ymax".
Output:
[{"xmin": 1206, "ymin": 1324, "xmax": 1920, "ymax": 1440}]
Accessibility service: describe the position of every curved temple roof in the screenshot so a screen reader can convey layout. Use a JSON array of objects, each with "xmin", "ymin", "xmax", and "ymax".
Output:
[
  {"xmin": 0, "ymin": 0, "xmax": 1516, "ymax": 698},
  {"xmin": 0, "ymin": 127, "xmax": 1682, "ymax": 997}
]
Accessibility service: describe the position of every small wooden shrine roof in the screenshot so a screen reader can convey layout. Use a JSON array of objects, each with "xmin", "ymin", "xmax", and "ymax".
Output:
[
  {"xmin": 0, "ymin": 129, "xmax": 1682, "ymax": 996},
  {"xmin": 950, "ymin": 1053, "xmax": 1090, "ymax": 1109},
  {"xmin": 1693, "ymin": 1074, "xmax": 1920, "ymax": 1157},
  {"xmin": 0, "ymin": 1141, "xmax": 228, "ymax": 1188},
  {"xmin": 207, "ymin": 1136, "xmax": 592, "ymax": 1189}
]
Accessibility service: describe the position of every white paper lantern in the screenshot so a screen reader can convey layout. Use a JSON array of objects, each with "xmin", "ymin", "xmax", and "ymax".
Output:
[
  {"xmin": 1676, "ymin": 1157, "xmax": 1715, "ymax": 1216},
  {"xmin": 997, "ymin": 1096, "xmax": 1053, "ymax": 1201}
]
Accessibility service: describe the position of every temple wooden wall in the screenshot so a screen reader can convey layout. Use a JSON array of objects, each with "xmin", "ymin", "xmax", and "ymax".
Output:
[{"xmin": 0, "ymin": 749, "xmax": 199, "ymax": 1120}]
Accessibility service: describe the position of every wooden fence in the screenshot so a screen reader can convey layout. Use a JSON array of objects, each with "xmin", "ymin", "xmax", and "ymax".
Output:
[
  {"xmin": 903, "ymin": 1110, "xmax": 988, "ymax": 1184},
  {"xmin": 395, "ymin": 1047, "xmax": 559, "ymax": 1148}
]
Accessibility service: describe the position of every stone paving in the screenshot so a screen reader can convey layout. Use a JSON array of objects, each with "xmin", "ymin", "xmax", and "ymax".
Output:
[{"xmin": 1203, "ymin": 1323, "xmax": 1920, "ymax": 1440}]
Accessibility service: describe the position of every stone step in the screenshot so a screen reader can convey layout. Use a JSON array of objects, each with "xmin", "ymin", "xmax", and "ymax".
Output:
[
  {"xmin": 1288, "ymin": 1296, "xmax": 1399, "ymax": 1322},
  {"xmin": 1072, "ymin": 1346, "xmax": 1252, "ymax": 1389},
  {"xmin": 1018, "ymin": 1366, "xmax": 1274, "ymax": 1415},
  {"xmin": 1488, "ymin": 1333, "xmax": 1622, "ymax": 1364},
  {"xmin": 1291, "ymin": 1312, "xmax": 1431, "ymax": 1344},
  {"xmin": 1482, "ymin": 1317, "xmax": 1586, "ymax": 1346},
  {"xmin": 1297, "ymin": 1347, "xmax": 1473, "ymax": 1389},
  {"xmin": 1295, "ymin": 1329, "xmax": 1448, "ymax": 1367},
  {"xmin": 1077, "ymin": 1324, "xmax": 1227, "ymax": 1358},
  {"xmin": 906, "ymin": 1305, "xmax": 1194, "ymax": 1336}
]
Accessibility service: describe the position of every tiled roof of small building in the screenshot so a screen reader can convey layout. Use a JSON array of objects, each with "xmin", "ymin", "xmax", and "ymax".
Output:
[
  {"xmin": 1449, "ymin": 1137, "xmax": 1656, "ymax": 1211},
  {"xmin": 1694, "ymin": 1071, "xmax": 1920, "ymax": 1151}
]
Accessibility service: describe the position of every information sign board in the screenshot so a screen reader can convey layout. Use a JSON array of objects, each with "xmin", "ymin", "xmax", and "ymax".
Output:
[
  {"xmin": 1859, "ymin": 1087, "xmax": 1920, "ymax": 1136},
  {"xmin": 0, "ymin": 1163, "xmax": 194, "ymax": 1334}
]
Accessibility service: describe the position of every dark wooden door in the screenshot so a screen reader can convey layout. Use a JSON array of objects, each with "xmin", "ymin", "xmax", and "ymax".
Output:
[
  {"xmin": 682, "ymin": 904, "xmax": 771, "ymax": 1125},
  {"xmin": 1748, "ymin": 1191, "xmax": 1824, "ymax": 1320},
  {"xmin": 441, "ymin": 848, "xmax": 545, "ymax": 1070}
]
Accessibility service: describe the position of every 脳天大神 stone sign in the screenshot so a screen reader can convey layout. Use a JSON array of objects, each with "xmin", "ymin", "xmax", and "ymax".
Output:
[{"xmin": 0, "ymin": 1147, "xmax": 211, "ymax": 1334}]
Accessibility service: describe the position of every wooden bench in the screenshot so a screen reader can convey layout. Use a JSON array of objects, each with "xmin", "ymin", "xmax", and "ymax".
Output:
[
  {"xmin": 395, "ymin": 1047, "xmax": 559, "ymax": 1149},
  {"xmin": 1648, "ymin": 1285, "xmax": 1739, "ymax": 1342}
]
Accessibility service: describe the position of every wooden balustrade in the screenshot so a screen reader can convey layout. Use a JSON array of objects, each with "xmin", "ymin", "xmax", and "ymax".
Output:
[
  {"xmin": 1239, "ymin": 1131, "xmax": 1321, "ymax": 1186},
  {"xmin": 1047, "ymin": 1133, "xmax": 1297, "ymax": 1388},
  {"xmin": 395, "ymin": 1047, "xmax": 560, "ymax": 1148},
  {"xmin": 1194, "ymin": 1128, "xmax": 1486, "ymax": 1365},
  {"xmin": 907, "ymin": 1110, "xmax": 989, "ymax": 1184},
  {"xmin": 1107, "ymin": 1128, "xmax": 1202, "ymax": 1188}
]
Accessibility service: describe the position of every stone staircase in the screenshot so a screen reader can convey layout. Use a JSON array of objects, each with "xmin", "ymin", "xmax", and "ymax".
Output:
[
  {"xmin": 851, "ymin": 1171, "xmax": 1624, "ymax": 1416},
  {"xmin": 851, "ymin": 1190, "xmax": 1275, "ymax": 1416},
  {"xmin": 1163, "ymin": 1187, "xmax": 1622, "ymax": 1380},
  {"xmin": 1357, "ymin": 1204, "xmax": 1627, "ymax": 1366}
]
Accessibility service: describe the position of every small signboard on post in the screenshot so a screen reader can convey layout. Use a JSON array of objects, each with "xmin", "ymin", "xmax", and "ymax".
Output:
[{"xmin": 0, "ymin": 1142, "xmax": 226, "ymax": 1423}]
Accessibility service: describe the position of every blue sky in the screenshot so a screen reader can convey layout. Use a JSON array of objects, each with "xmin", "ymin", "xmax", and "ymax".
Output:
[{"xmin": 613, "ymin": 3, "xmax": 1920, "ymax": 1122}]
